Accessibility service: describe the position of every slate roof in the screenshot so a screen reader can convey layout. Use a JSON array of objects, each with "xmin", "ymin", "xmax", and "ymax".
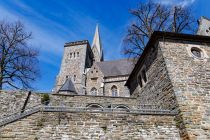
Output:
[
  {"xmin": 96, "ymin": 59, "xmax": 134, "ymax": 77},
  {"xmin": 58, "ymin": 78, "xmax": 77, "ymax": 94}
]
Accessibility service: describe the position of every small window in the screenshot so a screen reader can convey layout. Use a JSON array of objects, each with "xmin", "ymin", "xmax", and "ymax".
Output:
[
  {"xmin": 206, "ymin": 30, "xmax": 209, "ymax": 33},
  {"xmin": 138, "ymin": 75, "xmax": 143, "ymax": 88},
  {"xmin": 191, "ymin": 47, "xmax": 202, "ymax": 58},
  {"xmin": 70, "ymin": 53, "xmax": 72, "ymax": 58},
  {"xmin": 74, "ymin": 52, "xmax": 75, "ymax": 58},
  {"xmin": 91, "ymin": 87, "xmax": 97, "ymax": 96},
  {"xmin": 142, "ymin": 69, "xmax": 147, "ymax": 83},
  {"xmin": 77, "ymin": 52, "xmax": 79, "ymax": 57},
  {"xmin": 74, "ymin": 75, "xmax": 76, "ymax": 81},
  {"xmin": 66, "ymin": 75, "xmax": 69, "ymax": 79},
  {"xmin": 111, "ymin": 85, "xmax": 118, "ymax": 97}
]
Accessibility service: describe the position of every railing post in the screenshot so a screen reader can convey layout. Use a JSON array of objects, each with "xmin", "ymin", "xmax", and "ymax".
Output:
[{"xmin": 21, "ymin": 91, "xmax": 31, "ymax": 113}]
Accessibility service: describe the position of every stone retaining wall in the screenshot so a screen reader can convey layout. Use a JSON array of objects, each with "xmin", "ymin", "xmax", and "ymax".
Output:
[
  {"xmin": 50, "ymin": 94, "xmax": 138, "ymax": 109},
  {"xmin": 0, "ymin": 112, "xmax": 180, "ymax": 140},
  {"xmin": 0, "ymin": 91, "xmax": 41, "ymax": 118}
]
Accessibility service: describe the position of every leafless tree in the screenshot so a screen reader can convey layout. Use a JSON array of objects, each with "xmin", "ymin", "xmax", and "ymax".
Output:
[
  {"xmin": 0, "ymin": 20, "xmax": 39, "ymax": 90},
  {"xmin": 123, "ymin": 1, "xmax": 196, "ymax": 58}
]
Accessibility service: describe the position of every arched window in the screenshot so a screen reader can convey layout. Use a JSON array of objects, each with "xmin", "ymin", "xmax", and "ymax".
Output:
[
  {"xmin": 111, "ymin": 85, "xmax": 118, "ymax": 97},
  {"xmin": 91, "ymin": 87, "xmax": 97, "ymax": 96}
]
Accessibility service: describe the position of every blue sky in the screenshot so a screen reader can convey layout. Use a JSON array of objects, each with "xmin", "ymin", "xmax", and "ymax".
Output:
[{"xmin": 0, "ymin": 0, "xmax": 209, "ymax": 91}]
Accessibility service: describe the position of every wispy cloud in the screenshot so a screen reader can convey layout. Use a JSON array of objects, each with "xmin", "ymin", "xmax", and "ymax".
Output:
[
  {"xmin": 0, "ymin": 0, "xmax": 133, "ymax": 90},
  {"xmin": 0, "ymin": 5, "xmax": 65, "ymax": 65},
  {"xmin": 155, "ymin": 0, "xmax": 195, "ymax": 7}
]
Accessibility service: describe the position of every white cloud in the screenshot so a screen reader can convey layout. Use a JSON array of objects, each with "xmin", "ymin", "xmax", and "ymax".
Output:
[
  {"xmin": 155, "ymin": 0, "xmax": 195, "ymax": 7},
  {"xmin": 0, "ymin": 4, "xmax": 66, "ymax": 66}
]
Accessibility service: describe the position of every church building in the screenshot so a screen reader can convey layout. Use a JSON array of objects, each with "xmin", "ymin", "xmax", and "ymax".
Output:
[{"xmin": 54, "ymin": 25, "xmax": 133, "ymax": 97}]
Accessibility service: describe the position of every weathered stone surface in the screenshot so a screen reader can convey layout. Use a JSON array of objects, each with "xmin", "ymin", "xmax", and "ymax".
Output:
[
  {"xmin": 0, "ymin": 91, "xmax": 41, "ymax": 118},
  {"xmin": 160, "ymin": 40, "xmax": 210, "ymax": 139},
  {"xmin": 0, "ymin": 112, "xmax": 180, "ymax": 140}
]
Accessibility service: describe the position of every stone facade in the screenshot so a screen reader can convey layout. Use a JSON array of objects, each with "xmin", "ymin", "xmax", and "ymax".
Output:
[
  {"xmin": 0, "ymin": 112, "xmax": 180, "ymax": 140},
  {"xmin": 55, "ymin": 26, "xmax": 133, "ymax": 97},
  {"xmin": 160, "ymin": 40, "xmax": 210, "ymax": 139},
  {"xmin": 103, "ymin": 77, "xmax": 130, "ymax": 97},
  {"xmin": 127, "ymin": 31, "xmax": 210, "ymax": 139},
  {"xmin": 86, "ymin": 63, "xmax": 104, "ymax": 96},
  {"xmin": 127, "ymin": 42, "xmax": 176, "ymax": 110},
  {"xmin": 86, "ymin": 63, "xmax": 130, "ymax": 97},
  {"xmin": 0, "ymin": 91, "xmax": 41, "ymax": 118},
  {"xmin": 55, "ymin": 40, "xmax": 93, "ymax": 94}
]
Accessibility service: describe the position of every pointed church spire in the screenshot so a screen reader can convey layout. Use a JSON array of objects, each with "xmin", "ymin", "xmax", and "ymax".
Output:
[{"xmin": 92, "ymin": 24, "xmax": 103, "ymax": 61}]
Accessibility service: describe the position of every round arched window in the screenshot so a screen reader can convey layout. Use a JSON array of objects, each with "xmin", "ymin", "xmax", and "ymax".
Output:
[
  {"xmin": 191, "ymin": 47, "xmax": 202, "ymax": 58},
  {"xmin": 111, "ymin": 86, "xmax": 118, "ymax": 97}
]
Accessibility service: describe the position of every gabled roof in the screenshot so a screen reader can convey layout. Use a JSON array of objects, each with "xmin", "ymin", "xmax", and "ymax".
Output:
[
  {"xmin": 125, "ymin": 31, "xmax": 210, "ymax": 86},
  {"xmin": 96, "ymin": 59, "xmax": 134, "ymax": 77},
  {"xmin": 58, "ymin": 78, "xmax": 77, "ymax": 94}
]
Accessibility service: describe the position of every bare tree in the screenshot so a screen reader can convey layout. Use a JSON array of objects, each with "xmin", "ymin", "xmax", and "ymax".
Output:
[
  {"xmin": 123, "ymin": 1, "xmax": 196, "ymax": 58},
  {"xmin": 0, "ymin": 20, "xmax": 39, "ymax": 90}
]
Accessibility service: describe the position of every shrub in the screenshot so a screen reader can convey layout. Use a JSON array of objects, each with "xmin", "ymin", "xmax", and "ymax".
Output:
[{"xmin": 41, "ymin": 94, "xmax": 50, "ymax": 105}]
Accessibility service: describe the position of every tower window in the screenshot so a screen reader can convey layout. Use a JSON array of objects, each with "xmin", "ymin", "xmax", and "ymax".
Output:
[
  {"xmin": 74, "ymin": 52, "xmax": 75, "ymax": 58},
  {"xmin": 74, "ymin": 75, "xmax": 76, "ymax": 81},
  {"xmin": 66, "ymin": 75, "xmax": 69, "ymax": 79},
  {"xmin": 91, "ymin": 87, "xmax": 97, "ymax": 96},
  {"xmin": 191, "ymin": 47, "xmax": 202, "ymax": 58},
  {"xmin": 111, "ymin": 85, "xmax": 118, "ymax": 97},
  {"xmin": 138, "ymin": 75, "xmax": 143, "ymax": 88},
  {"xmin": 70, "ymin": 53, "xmax": 72, "ymax": 58},
  {"xmin": 142, "ymin": 69, "xmax": 147, "ymax": 83},
  {"xmin": 77, "ymin": 52, "xmax": 79, "ymax": 57}
]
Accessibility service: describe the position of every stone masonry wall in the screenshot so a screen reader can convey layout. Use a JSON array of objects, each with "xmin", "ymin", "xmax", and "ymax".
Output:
[
  {"xmin": 50, "ymin": 94, "xmax": 137, "ymax": 109},
  {"xmin": 129, "ymin": 43, "xmax": 177, "ymax": 110},
  {"xmin": 86, "ymin": 63, "xmax": 104, "ymax": 96},
  {"xmin": 55, "ymin": 43, "xmax": 88, "ymax": 94},
  {"xmin": 0, "ymin": 91, "xmax": 41, "ymax": 118},
  {"xmin": 160, "ymin": 40, "xmax": 210, "ymax": 139},
  {"xmin": 86, "ymin": 63, "xmax": 130, "ymax": 97},
  {"xmin": 0, "ymin": 111, "xmax": 180, "ymax": 140},
  {"xmin": 104, "ymin": 79, "xmax": 130, "ymax": 97}
]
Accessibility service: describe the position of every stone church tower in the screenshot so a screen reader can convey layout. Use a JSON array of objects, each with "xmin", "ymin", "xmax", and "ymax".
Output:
[
  {"xmin": 54, "ymin": 40, "xmax": 94, "ymax": 94},
  {"xmin": 54, "ymin": 25, "xmax": 133, "ymax": 96},
  {"xmin": 54, "ymin": 25, "xmax": 104, "ymax": 94}
]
